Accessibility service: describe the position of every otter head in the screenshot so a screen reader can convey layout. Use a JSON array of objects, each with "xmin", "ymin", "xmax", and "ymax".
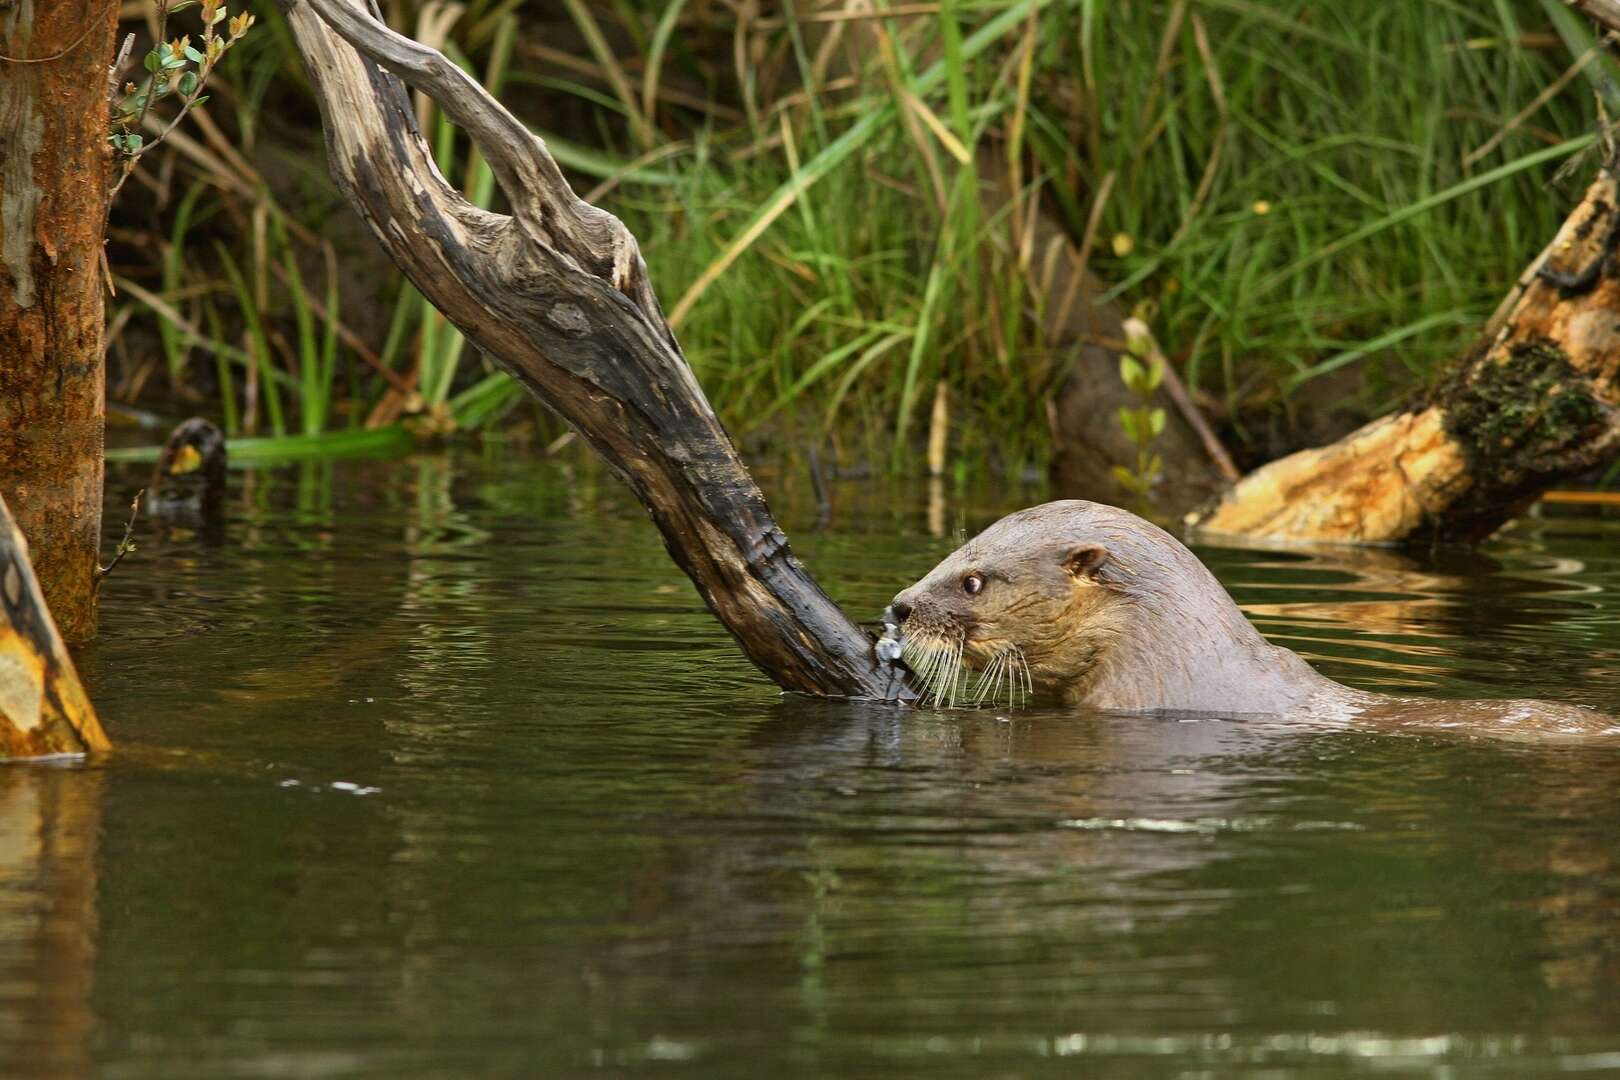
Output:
[{"xmin": 887, "ymin": 500, "xmax": 1276, "ymax": 710}]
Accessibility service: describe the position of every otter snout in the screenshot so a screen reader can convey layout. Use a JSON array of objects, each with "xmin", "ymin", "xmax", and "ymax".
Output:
[{"xmin": 883, "ymin": 586, "xmax": 967, "ymax": 646}]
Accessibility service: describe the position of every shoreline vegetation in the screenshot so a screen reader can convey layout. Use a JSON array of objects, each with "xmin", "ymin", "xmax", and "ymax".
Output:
[{"xmin": 104, "ymin": 0, "xmax": 1610, "ymax": 481}]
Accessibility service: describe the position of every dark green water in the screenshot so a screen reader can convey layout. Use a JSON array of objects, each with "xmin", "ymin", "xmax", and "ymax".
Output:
[{"xmin": 8, "ymin": 453, "xmax": 1620, "ymax": 1077}]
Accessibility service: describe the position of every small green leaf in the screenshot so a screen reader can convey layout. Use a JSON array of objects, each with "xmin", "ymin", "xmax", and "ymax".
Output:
[
  {"xmin": 191, "ymin": 95, "xmax": 210, "ymax": 107},
  {"xmin": 179, "ymin": 71, "xmax": 199, "ymax": 95},
  {"xmin": 1111, "ymin": 465, "xmax": 1144, "ymax": 493},
  {"xmin": 184, "ymin": 45, "xmax": 206, "ymax": 64},
  {"xmin": 1144, "ymin": 360, "xmax": 1164, "ymax": 391},
  {"xmin": 1148, "ymin": 408, "xmax": 1166, "ymax": 437},
  {"xmin": 1119, "ymin": 355, "xmax": 1145, "ymax": 392},
  {"xmin": 143, "ymin": 49, "xmax": 163, "ymax": 72},
  {"xmin": 211, "ymin": 7, "xmax": 229, "ymax": 24},
  {"xmin": 124, "ymin": 133, "xmax": 144, "ymax": 153},
  {"xmin": 1117, "ymin": 407, "xmax": 1139, "ymax": 443}
]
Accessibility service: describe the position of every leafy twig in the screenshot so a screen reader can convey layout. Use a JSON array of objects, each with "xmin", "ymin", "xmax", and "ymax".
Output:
[
  {"xmin": 107, "ymin": 0, "xmax": 255, "ymax": 207},
  {"xmin": 95, "ymin": 490, "xmax": 144, "ymax": 587},
  {"xmin": 1111, "ymin": 321, "xmax": 1168, "ymax": 516}
]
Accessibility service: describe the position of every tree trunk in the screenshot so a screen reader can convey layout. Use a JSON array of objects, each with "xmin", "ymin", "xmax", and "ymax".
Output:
[
  {"xmin": 0, "ymin": 2, "xmax": 117, "ymax": 643},
  {"xmin": 1189, "ymin": 161, "xmax": 1620, "ymax": 544},
  {"xmin": 0, "ymin": 494, "xmax": 110, "ymax": 757},
  {"xmin": 276, "ymin": 0, "xmax": 910, "ymax": 701}
]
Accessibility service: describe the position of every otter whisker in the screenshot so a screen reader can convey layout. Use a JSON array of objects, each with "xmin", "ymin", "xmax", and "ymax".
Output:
[
  {"xmin": 901, "ymin": 633, "xmax": 1034, "ymax": 712},
  {"xmin": 947, "ymin": 638, "xmax": 964, "ymax": 708},
  {"xmin": 901, "ymin": 633, "xmax": 971, "ymax": 708},
  {"xmin": 971, "ymin": 654, "xmax": 999, "ymax": 705},
  {"xmin": 933, "ymin": 639, "xmax": 957, "ymax": 708},
  {"xmin": 1013, "ymin": 645, "xmax": 1032, "ymax": 709},
  {"xmin": 972, "ymin": 650, "xmax": 1007, "ymax": 706},
  {"xmin": 912, "ymin": 647, "xmax": 941, "ymax": 696}
]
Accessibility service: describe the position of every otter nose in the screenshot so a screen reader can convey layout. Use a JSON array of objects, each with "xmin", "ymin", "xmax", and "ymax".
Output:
[{"xmin": 888, "ymin": 600, "xmax": 913, "ymax": 624}]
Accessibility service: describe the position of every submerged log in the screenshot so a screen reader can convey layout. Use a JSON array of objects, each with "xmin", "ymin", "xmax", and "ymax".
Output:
[
  {"xmin": 277, "ymin": 0, "xmax": 909, "ymax": 700},
  {"xmin": 1189, "ymin": 159, "xmax": 1620, "ymax": 544},
  {"xmin": 0, "ymin": 495, "xmax": 110, "ymax": 758},
  {"xmin": 0, "ymin": 2, "xmax": 119, "ymax": 643}
]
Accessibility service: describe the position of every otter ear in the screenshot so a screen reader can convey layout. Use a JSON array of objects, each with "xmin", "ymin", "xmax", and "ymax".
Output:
[{"xmin": 1062, "ymin": 543, "xmax": 1108, "ymax": 580}]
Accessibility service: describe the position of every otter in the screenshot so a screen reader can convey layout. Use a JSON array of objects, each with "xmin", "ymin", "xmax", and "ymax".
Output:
[{"xmin": 884, "ymin": 500, "xmax": 1615, "ymax": 736}]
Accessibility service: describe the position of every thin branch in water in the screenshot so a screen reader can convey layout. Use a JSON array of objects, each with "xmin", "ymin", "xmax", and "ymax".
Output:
[{"xmin": 95, "ymin": 490, "xmax": 145, "ymax": 587}]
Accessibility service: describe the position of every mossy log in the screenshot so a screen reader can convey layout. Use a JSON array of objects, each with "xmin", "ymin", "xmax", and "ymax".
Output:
[
  {"xmin": 1190, "ymin": 161, "xmax": 1620, "ymax": 544},
  {"xmin": 0, "ymin": 2, "xmax": 119, "ymax": 643},
  {"xmin": 277, "ymin": 0, "xmax": 910, "ymax": 700},
  {"xmin": 0, "ymin": 495, "xmax": 109, "ymax": 758}
]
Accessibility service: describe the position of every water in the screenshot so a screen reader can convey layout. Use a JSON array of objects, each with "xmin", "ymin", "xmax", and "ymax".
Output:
[{"xmin": 8, "ymin": 453, "xmax": 1620, "ymax": 1077}]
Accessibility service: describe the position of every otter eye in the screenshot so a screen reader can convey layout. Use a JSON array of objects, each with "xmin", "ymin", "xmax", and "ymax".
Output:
[{"xmin": 962, "ymin": 573, "xmax": 984, "ymax": 596}]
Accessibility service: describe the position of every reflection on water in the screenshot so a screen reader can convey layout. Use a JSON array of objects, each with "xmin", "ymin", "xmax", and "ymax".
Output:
[
  {"xmin": 4, "ymin": 454, "xmax": 1620, "ymax": 1076},
  {"xmin": 0, "ymin": 765, "xmax": 101, "ymax": 1080}
]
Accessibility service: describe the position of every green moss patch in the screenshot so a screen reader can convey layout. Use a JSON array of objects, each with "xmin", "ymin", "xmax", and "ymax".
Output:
[{"xmin": 1443, "ymin": 337, "xmax": 1604, "ymax": 473}]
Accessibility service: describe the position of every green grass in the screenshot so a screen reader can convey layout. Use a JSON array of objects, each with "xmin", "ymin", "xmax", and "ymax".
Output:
[
  {"xmin": 626, "ymin": 0, "xmax": 1599, "ymax": 470},
  {"xmin": 111, "ymin": 0, "xmax": 1605, "ymax": 473},
  {"xmin": 106, "ymin": 426, "xmax": 412, "ymax": 465}
]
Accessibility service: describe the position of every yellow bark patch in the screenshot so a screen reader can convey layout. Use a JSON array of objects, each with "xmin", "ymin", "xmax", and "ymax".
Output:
[
  {"xmin": 0, "ymin": 497, "xmax": 109, "ymax": 758},
  {"xmin": 1189, "ymin": 408, "xmax": 1469, "ymax": 543}
]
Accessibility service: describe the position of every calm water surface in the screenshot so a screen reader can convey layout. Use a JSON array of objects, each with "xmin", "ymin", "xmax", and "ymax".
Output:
[{"xmin": 7, "ymin": 452, "xmax": 1620, "ymax": 1077}]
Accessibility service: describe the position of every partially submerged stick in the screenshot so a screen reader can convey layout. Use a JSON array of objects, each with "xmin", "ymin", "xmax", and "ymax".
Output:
[
  {"xmin": 277, "ymin": 0, "xmax": 909, "ymax": 700},
  {"xmin": 0, "ymin": 494, "xmax": 110, "ymax": 758}
]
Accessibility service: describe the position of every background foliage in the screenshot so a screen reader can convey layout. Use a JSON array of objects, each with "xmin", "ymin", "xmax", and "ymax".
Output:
[{"xmin": 106, "ymin": 0, "xmax": 1609, "ymax": 474}]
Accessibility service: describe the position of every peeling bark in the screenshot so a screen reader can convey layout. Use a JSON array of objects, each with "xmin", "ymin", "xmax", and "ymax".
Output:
[
  {"xmin": 1190, "ymin": 163, "xmax": 1620, "ymax": 545},
  {"xmin": 0, "ymin": 1, "xmax": 118, "ymax": 643},
  {"xmin": 278, "ymin": 0, "xmax": 909, "ymax": 700},
  {"xmin": 0, "ymin": 494, "xmax": 110, "ymax": 758}
]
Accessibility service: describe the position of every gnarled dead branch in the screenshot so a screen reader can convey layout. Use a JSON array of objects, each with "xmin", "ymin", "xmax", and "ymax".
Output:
[{"xmin": 277, "ymin": 0, "xmax": 908, "ymax": 700}]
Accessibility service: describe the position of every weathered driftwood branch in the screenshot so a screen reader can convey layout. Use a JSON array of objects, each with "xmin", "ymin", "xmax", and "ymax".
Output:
[
  {"xmin": 0, "ymin": 495, "xmax": 110, "ymax": 758},
  {"xmin": 1189, "ymin": 159, "xmax": 1620, "ymax": 544},
  {"xmin": 278, "ymin": 0, "xmax": 908, "ymax": 700}
]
